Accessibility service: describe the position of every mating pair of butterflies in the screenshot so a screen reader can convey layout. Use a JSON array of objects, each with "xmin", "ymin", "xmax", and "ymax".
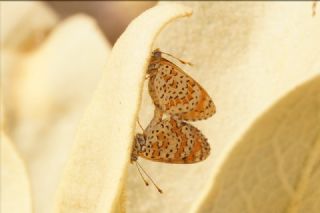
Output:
[{"xmin": 131, "ymin": 49, "xmax": 216, "ymax": 165}]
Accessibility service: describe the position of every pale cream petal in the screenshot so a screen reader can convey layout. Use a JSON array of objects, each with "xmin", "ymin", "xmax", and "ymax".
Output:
[
  {"xmin": 196, "ymin": 76, "xmax": 320, "ymax": 213},
  {"xmin": 1, "ymin": 133, "xmax": 32, "ymax": 213},
  {"xmin": 14, "ymin": 15, "xmax": 111, "ymax": 213},
  {"xmin": 1, "ymin": 1, "xmax": 58, "ymax": 134},
  {"xmin": 1, "ymin": 50, "xmax": 22, "ymax": 132},
  {"xmin": 54, "ymin": 4, "xmax": 192, "ymax": 213},
  {"xmin": 0, "ymin": 1, "xmax": 58, "ymax": 51}
]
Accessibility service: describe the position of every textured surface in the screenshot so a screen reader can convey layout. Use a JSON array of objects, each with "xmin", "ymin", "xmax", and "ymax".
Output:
[{"xmin": 198, "ymin": 76, "xmax": 320, "ymax": 213}]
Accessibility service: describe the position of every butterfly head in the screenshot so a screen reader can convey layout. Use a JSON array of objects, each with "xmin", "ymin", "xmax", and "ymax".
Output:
[
  {"xmin": 147, "ymin": 49, "xmax": 162, "ymax": 75},
  {"xmin": 152, "ymin": 48, "xmax": 162, "ymax": 59},
  {"xmin": 131, "ymin": 133, "xmax": 146, "ymax": 162}
]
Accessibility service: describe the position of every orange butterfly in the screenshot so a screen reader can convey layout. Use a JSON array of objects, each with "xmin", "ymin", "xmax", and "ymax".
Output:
[
  {"xmin": 147, "ymin": 49, "xmax": 216, "ymax": 121},
  {"xmin": 131, "ymin": 117, "xmax": 210, "ymax": 165}
]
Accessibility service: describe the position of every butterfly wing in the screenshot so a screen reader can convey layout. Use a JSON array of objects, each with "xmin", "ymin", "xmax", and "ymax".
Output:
[
  {"xmin": 139, "ymin": 118, "xmax": 210, "ymax": 164},
  {"xmin": 148, "ymin": 58, "xmax": 216, "ymax": 121}
]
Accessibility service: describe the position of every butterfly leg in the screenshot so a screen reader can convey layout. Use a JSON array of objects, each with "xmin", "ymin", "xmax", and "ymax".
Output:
[{"xmin": 136, "ymin": 118, "xmax": 145, "ymax": 132}]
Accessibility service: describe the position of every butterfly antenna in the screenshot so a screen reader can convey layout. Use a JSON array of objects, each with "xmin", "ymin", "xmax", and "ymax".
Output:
[
  {"xmin": 136, "ymin": 161, "xmax": 163, "ymax": 193},
  {"xmin": 135, "ymin": 162, "xmax": 149, "ymax": 186},
  {"xmin": 137, "ymin": 119, "xmax": 144, "ymax": 132},
  {"xmin": 160, "ymin": 50, "xmax": 193, "ymax": 66}
]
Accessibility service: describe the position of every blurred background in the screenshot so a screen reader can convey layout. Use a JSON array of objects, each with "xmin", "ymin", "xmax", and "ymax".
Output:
[
  {"xmin": 47, "ymin": 1, "xmax": 156, "ymax": 44},
  {"xmin": 1, "ymin": 2, "xmax": 156, "ymax": 213}
]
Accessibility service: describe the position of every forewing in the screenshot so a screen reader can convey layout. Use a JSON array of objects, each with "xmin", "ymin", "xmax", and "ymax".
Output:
[{"xmin": 148, "ymin": 58, "xmax": 216, "ymax": 121}]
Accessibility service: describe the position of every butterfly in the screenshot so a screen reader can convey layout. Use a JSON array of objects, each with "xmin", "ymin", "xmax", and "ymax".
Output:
[
  {"xmin": 131, "ymin": 117, "xmax": 210, "ymax": 164},
  {"xmin": 147, "ymin": 49, "xmax": 216, "ymax": 121}
]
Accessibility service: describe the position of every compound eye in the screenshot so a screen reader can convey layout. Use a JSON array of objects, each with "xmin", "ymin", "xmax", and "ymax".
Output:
[{"xmin": 153, "ymin": 50, "xmax": 161, "ymax": 59}]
